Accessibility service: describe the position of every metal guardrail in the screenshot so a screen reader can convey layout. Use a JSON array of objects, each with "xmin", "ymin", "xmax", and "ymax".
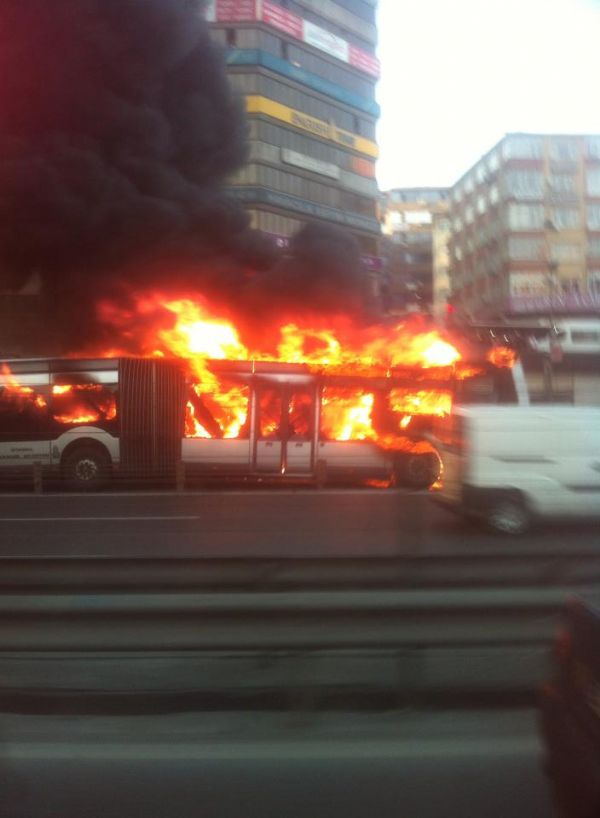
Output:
[
  {"xmin": 1, "ymin": 554, "xmax": 600, "ymax": 590},
  {"xmin": 0, "ymin": 556, "xmax": 597, "ymax": 703}
]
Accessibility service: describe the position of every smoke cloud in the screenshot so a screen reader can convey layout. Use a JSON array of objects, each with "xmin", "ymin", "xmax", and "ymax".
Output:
[{"xmin": 245, "ymin": 221, "xmax": 370, "ymax": 319}]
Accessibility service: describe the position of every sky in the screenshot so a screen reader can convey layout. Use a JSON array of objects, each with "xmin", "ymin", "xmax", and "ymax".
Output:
[{"xmin": 375, "ymin": 0, "xmax": 600, "ymax": 191}]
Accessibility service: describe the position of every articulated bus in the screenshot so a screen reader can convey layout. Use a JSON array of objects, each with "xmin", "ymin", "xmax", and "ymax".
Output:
[{"xmin": 0, "ymin": 356, "xmax": 525, "ymax": 490}]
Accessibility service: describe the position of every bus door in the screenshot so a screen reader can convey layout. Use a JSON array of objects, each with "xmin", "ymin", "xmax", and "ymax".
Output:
[
  {"xmin": 254, "ymin": 382, "xmax": 315, "ymax": 475},
  {"xmin": 0, "ymin": 371, "xmax": 51, "ymax": 468}
]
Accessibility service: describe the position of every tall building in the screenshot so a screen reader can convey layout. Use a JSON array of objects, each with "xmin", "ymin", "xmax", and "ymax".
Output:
[
  {"xmin": 206, "ymin": 0, "xmax": 382, "ymax": 266},
  {"xmin": 380, "ymin": 188, "xmax": 449, "ymax": 316},
  {"xmin": 448, "ymin": 133, "xmax": 600, "ymax": 323}
]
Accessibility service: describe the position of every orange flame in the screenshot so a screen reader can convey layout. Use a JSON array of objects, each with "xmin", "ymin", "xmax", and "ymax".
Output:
[
  {"xmin": 90, "ymin": 292, "xmax": 462, "ymax": 445},
  {"xmin": 486, "ymin": 346, "xmax": 516, "ymax": 368}
]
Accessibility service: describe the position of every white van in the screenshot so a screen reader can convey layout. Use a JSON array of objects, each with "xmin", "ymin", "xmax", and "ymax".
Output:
[{"xmin": 431, "ymin": 406, "xmax": 600, "ymax": 534}]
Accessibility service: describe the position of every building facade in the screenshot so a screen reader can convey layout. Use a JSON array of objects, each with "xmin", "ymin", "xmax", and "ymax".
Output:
[
  {"xmin": 448, "ymin": 133, "xmax": 600, "ymax": 323},
  {"xmin": 206, "ymin": 0, "xmax": 381, "ymax": 262},
  {"xmin": 380, "ymin": 188, "xmax": 449, "ymax": 316}
]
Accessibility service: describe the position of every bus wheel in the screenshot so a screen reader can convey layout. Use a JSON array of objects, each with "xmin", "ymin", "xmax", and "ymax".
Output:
[
  {"xmin": 404, "ymin": 453, "xmax": 441, "ymax": 490},
  {"xmin": 64, "ymin": 446, "xmax": 110, "ymax": 491},
  {"xmin": 485, "ymin": 495, "xmax": 530, "ymax": 535}
]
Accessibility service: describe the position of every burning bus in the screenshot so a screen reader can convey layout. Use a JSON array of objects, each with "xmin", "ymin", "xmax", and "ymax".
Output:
[{"xmin": 0, "ymin": 350, "xmax": 523, "ymax": 490}]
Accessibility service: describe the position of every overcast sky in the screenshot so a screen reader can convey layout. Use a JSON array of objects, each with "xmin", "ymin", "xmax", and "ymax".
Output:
[{"xmin": 375, "ymin": 0, "xmax": 600, "ymax": 191}]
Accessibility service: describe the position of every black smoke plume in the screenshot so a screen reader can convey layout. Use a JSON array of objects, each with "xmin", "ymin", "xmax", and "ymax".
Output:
[
  {"xmin": 245, "ymin": 221, "xmax": 371, "ymax": 319},
  {"xmin": 0, "ymin": 0, "xmax": 274, "ymax": 342}
]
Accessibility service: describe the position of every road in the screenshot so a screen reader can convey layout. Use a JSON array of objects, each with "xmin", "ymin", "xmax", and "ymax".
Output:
[
  {"xmin": 0, "ymin": 709, "xmax": 552, "ymax": 818},
  {"xmin": 0, "ymin": 487, "xmax": 596, "ymax": 557}
]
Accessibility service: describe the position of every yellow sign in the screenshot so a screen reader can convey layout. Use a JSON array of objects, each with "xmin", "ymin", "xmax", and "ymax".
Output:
[{"xmin": 245, "ymin": 95, "xmax": 378, "ymax": 159}]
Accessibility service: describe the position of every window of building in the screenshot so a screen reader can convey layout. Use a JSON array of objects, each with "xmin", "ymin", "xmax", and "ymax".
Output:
[
  {"xmin": 476, "ymin": 165, "xmax": 486, "ymax": 184},
  {"xmin": 560, "ymin": 278, "xmax": 581, "ymax": 294},
  {"xmin": 589, "ymin": 270, "xmax": 600, "ymax": 294},
  {"xmin": 571, "ymin": 329, "xmax": 599, "ymax": 342},
  {"xmin": 464, "ymin": 205, "xmax": 474, "ymax": 224},
  {"xmin": 404, "ymin": 210, "xmax": 432, "ymax": 226},
  {"xmin": 476, "ymin": 195, "xmax": 486, "ymax": 215},
  {"xmin": 504, "ymin": 170, "xmax": 544, "ymax": 199},
  {"xmin": 586, "ymin": 168, "xmax": 600, "ymax": 197},
  {"xmin": 585, "ymin": 137, "xmax": 600, "ymax": 160},
  {"xmin": 550, "ymin": 243, "xmax": 582, "ymax": 263},
  {"xmin": 507, "ymin": 203, "xmax": 544, "ymax": 230},
  {"xmin": 588, "ymin": 205, "xmax": 600, "ymax": 229},
  {"xmin": 587, "ymin": 237, "xmax": 600, "ymax": 257},
  {"xmin": 508, "ymin": 237, "xmax": 543, "ymax": 260},
  {"xmin": 464, "ymin": 176, "xmax": 474, "ymax": 194},
  {"xmin": 503, "ymin": 135, "xmax": 543, "ymax": 160},
  {"xmin": 489, "ymin": 185, "xmax": 499, "ymax": 205},
  {"xmin": 550, "ymin": 140, "xmax": 578, "ymax": 162},
  {"xmin": 551, "ymin": 207, "xmax": 581, "ymax": 229},
  {"xmin": 548, "ymin": 174, "xmax": 577, "ymax": 194},
  {"xmin": 509, "ymin": 271, "xmax": 547, "ymax": 296},
  {"xmin": 452, "ymin": 216, "xmax": 463, "ymax": 231},
  {"xmin": 226, "ymin": 28, "xmax": 237, "ymax": 47},
  {"xmin": 487, "ymin": 151, "xmax": 500, "ymax": 173}
]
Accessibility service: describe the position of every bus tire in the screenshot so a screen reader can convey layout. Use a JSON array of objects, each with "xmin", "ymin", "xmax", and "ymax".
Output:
[
  {"xmin": 403, "ymin": 452, "xmax": 441, "ymax": 490},
  {"xmin": 63, "ymin": 446, "xmax": 110, "ymax": 491},
  {"xmin": 484, "ymin": 493, "xmax": 531, "ymax": 536}
]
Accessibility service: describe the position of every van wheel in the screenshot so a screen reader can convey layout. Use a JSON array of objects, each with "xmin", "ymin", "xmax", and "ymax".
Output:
[
  {"xmin": 485, "ymin": 496, "xmax": 530, "ymax": 535},
  {"xmin": 64, "ymin": 447, "xmax": 110, "ymax": 491}
]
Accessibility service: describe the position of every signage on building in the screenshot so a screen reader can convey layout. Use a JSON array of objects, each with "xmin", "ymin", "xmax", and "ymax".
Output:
[
  {"xmin": 214, "ymin": 0, "xmax": 256, "ymax": 21},
  {"xmin": 281, "ymin": 148, "xmax": 340, "ymax": 179},
  {"xmin": 261, "ymin": 0, "xmax": 303, "ymax": 39},
  {"xmin": 348, "ymin": 45, "xmax": 380, "ymax": 77},
  {"xmin": 303, "ymin": 20, "xmax": 349, "ymax": 62},
  {"xmin": 245, "ymin": 96, "xmax": 379, "ymax": 158},
  {"xmin": 350, "ymin": 157, "xmax": 376, "ymax": 179},
  {"xmin": 209, "ymin": 0, "xmax": 380, "ymax": 78},
  {"xmin": 509, "ymin": 292, "xmax": 600, "ymax": 314}
]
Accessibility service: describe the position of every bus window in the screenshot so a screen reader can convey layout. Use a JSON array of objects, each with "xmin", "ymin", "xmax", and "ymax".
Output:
[
  {"xmin": 320, "ymin": 387, "xmax": 376, "ymax": 442},
  {"xmin": 0, "ymin": 383, "xmax": 48, "ymax": 439},
  {"xmin": 50, "ymin": 382, "xmax": 117, "ymax": 427},
  {"xmin": 258, "ymin": 388, "xmax": 282, "ymax": 439},
  {"xmin": 186, "ymin": 378, "xmax": 249, "ymax": 439},
  {"xmin": 288, "ymin": 390, "xmax": 313, "ymax": 440}
]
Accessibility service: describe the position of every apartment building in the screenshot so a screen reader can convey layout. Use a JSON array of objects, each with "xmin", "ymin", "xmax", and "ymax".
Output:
[
  {"xmin": 448, "ymin": 133, "xmax": 600, "ymax": 322},
  {"xmin": 380, "ymin": 187, "xmax": 449, "ymax": 315}
]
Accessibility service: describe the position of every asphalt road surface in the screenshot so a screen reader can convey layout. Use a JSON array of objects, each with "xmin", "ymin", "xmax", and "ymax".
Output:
[
  {"xmin": 0, "ymin": 709, "xmax": 552, "ymax": 818},
  {"xmin": 0, "ymin": 488, "xmax": 596, "ymax": 557}
]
